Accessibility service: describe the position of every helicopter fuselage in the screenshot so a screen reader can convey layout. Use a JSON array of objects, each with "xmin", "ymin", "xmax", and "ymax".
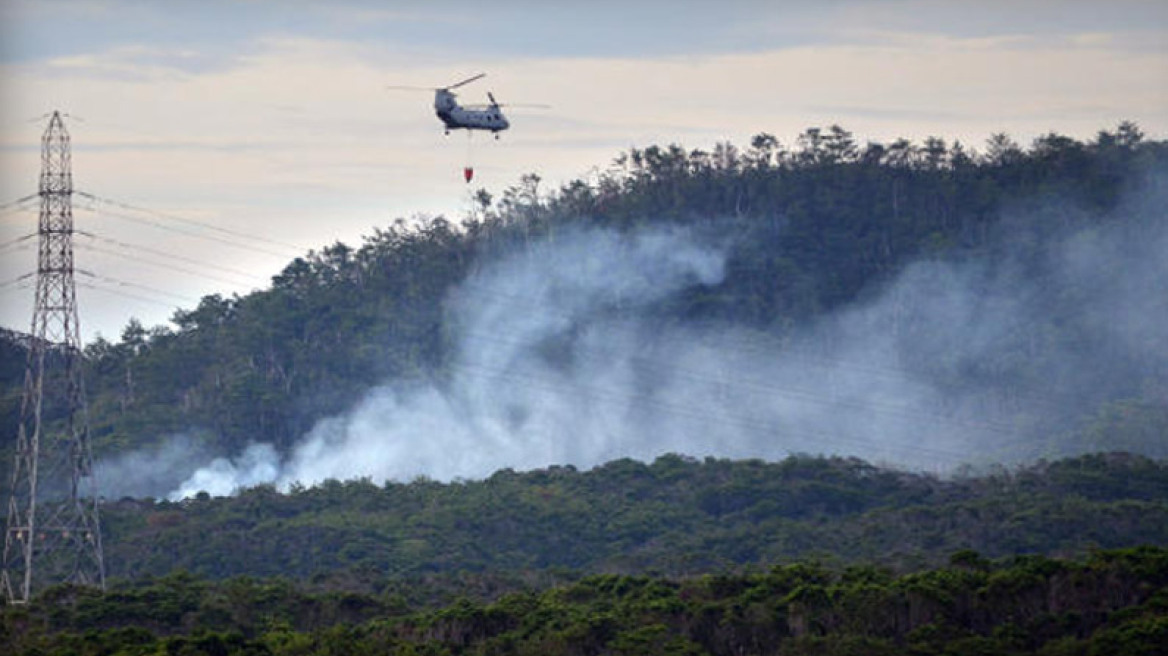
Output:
[{"xmin": 434, "ymin": 89, "xmax": 509, "ymax": 135}]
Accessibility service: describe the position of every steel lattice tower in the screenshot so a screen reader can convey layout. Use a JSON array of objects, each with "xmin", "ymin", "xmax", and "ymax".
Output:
[{"xmin": 2, "ymin": 111, "xmax": 105, "ymax": 604}]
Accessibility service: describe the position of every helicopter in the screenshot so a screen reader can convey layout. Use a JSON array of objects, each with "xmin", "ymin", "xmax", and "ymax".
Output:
[{"xmin": 388, "ymin": 73, "xmax": 512, "ymax": 139}]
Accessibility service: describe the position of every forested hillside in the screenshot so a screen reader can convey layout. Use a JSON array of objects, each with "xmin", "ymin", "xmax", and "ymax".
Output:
[
  {"xmin": 1, "ymin": 122, "xmax": 1167, "ymax": 490},
  {"xmin": 2, "ymin": 123, "xmax": 1168, "ymax": 655}
]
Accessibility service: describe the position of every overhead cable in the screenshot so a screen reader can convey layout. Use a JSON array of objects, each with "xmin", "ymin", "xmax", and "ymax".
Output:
[{"xmin": 75, "ymin": 191, "xmax": 304, "ymax": 255}]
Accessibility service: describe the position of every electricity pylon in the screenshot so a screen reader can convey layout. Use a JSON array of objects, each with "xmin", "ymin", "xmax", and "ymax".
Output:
[{"xmin": 2, "ymin": 111, "xmax": 105, "ymax": 604}]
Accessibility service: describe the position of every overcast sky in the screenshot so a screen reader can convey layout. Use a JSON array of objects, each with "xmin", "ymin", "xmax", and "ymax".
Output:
[{"xmin": 1, "ymin": 0, "xmax": 1166, "ymax": 343}]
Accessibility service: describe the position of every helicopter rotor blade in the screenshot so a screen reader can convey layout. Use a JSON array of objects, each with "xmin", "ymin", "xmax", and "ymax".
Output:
[
  {"xmin": 447, "ymin": 73, "xmax": 486, "ymax": 90},
  {"xmin": 466, "ymin": 103, "xmax": 550, "ymax": 110},
  {"xmin": 487, "ymin": 91, "xmax": 497, "ymax": 106}
]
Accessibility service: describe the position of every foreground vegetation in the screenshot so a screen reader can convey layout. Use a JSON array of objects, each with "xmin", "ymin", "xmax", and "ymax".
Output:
[
  {"xmin": 6, "ymin": 451, "xmax": 1167, "ymax": 654},
  {"xmin": 4, "ymin": 546, "xmax": 1166, "ymax": 655}
]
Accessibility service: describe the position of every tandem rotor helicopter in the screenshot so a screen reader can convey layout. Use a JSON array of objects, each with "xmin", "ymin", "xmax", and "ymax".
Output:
[
  {"xmin": 387, "ymin": 72, "xmax": 542, "ymax": 138},
  {"xmin": 387, "ymin": 73, "xmax": 545, "ymax": 181}
]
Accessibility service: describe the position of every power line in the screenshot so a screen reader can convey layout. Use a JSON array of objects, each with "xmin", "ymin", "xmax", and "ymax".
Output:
[
  {"xmin": 0, "ymin": 273, "xmax": 34, "ymax": 290},
  {"xmin": 71, "ymin": 200, "xmax": 297, "ymax": 260},
  {"xmin": 452, "ymin": 279, "xmax": 1076, "ymax": 415},
  {"xmin": 0, "ymin": 194, "xmax": 38, "ymax": 215},
  {"xmin": 455, "ymin": 328, "xmax": 1026, "ymax": 442},
  {"xmin": 74, "ymin": 232, "xmax": 267, "ymax": 289},
  {"xmin": 0, "ymin": 205, "xmax": 37, "ymax": 221},
  {"xmin": 74, "ymin": 242, "xmax": 260, "ymax": 291},
  {"xmin": 76, "ymin": 230, "xmax": 265, "ymax": 282},
  {"xmin": 77, "ymin": 280, "xmax": 186, "ymax": 310},
  {"xmin": 75, "ymin": 191, "xmax": 304, "ymax": 256},
  {"xmin": 446, "ymin": 359, "xmax": 978, "ymax": 464},
  {"xmin": 0, "ymin": 233, "xmax": 36, "ymax": 253},
  {"xmin": 77, "ymin": 270, "xmax": 199, "ymax": 305}
]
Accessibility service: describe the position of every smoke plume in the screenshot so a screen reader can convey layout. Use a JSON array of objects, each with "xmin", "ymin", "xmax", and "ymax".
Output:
[{"xmin": 98, "ymin": 174, "xmax": 1168, "ymax": 499}]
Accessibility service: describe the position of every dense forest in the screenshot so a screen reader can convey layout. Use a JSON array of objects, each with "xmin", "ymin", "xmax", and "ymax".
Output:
[
  {"xmin": 2, "ymin": 124, "xmax": 1168, "ymax": 653},
  {"xmin": 5, "ymin": 544, "xmax": 1167, "ymax": 654},
  {"xmin": 4, "ymin": 452, "xmax": 1168, "ymax": 653},
  {"xmin": 3, "ymin": 121, "xmax": 1167, "ymax": 488},
  {"xmin": 94, "ymin": 452, "xmax": 1168, "ymax": 583}
]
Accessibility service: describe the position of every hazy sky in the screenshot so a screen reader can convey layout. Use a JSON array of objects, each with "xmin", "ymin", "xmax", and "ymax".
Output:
[{"xmin": 1, "ymin": 0, "xmax": 1166, "ymax": 343}]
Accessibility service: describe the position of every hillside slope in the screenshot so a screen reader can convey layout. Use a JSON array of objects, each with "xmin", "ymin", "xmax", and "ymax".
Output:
[{"xmin": 2, "ymin": 123, "xmax": 1167, "ymax": 494}]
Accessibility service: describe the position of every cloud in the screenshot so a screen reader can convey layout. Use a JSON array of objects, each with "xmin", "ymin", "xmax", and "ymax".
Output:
[{"xmin": 45, "ymin": 45, "xmax": 240, "ymax": 80}]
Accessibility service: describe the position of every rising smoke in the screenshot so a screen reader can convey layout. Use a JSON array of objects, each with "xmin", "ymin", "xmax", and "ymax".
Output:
[{"xmin": 99, "ymin": 173, "xmax": 1168, "ymax": 500}]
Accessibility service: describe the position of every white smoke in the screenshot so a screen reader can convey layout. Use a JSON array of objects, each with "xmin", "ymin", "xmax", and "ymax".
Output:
[
  {"xmin": 167, "ymin": 443, "xmax": 281, "ymax": 500},
  {"xmin": 94, "ymin": 434, "xmax": 214, "ymax": 499},
  {"xmin": 167, "ymin": 226, "xmax": 737, "ymax": 497},
  {"xmin": 96, "ymin": 174, "xmax": 1168, "ymax": 499}
]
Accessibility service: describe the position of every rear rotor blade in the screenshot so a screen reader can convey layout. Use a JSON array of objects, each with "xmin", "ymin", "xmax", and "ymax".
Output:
[{"xmin": 448, "ymin": 73, "xmax": 486, "ymax": 90}]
